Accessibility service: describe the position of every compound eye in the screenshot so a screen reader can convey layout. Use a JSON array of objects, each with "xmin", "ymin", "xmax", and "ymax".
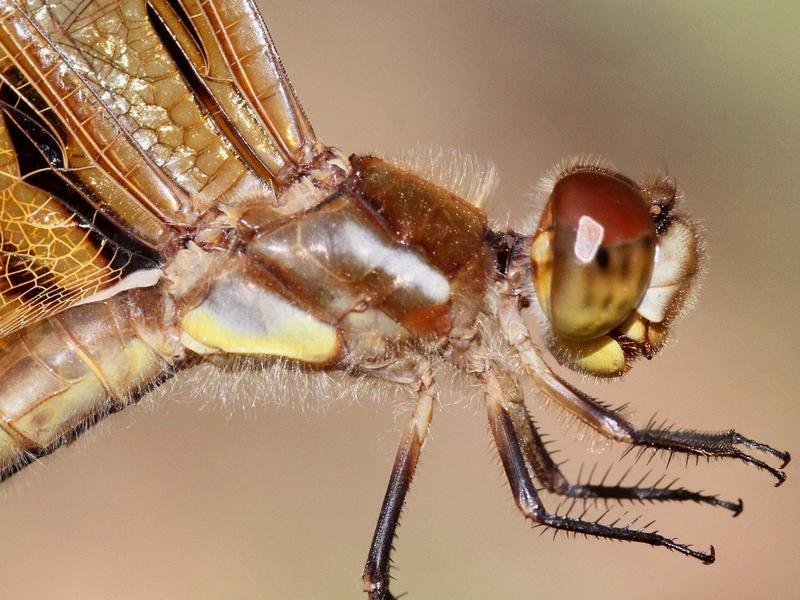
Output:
[{"xmin": 533, "ymin": 170, "xmax": 656, "ymax": 340}]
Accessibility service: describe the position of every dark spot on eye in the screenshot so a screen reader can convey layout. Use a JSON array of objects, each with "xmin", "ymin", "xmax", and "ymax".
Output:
[{"xmin": 595, "ymin": 247, "xmax": 610, "ymax": 269}]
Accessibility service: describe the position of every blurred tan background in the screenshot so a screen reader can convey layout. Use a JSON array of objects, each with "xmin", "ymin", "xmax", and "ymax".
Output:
[{"xmin": 0, "ymin": 1, "xmax": 797, "ymax": 598}]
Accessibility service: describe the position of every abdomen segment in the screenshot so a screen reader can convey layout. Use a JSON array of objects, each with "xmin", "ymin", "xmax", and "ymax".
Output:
[{"xmin": 0, "ymin": 290, "xmax": 177, "ymax": 477}]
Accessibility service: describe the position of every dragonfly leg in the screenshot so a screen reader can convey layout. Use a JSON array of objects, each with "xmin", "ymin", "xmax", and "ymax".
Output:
[
  {"xmin": 362, "ymin": 361, "xmax": 437, "ymax": 600},
  {"xmin": 496, "ymin": 370, "xmax": 743, "ymax": 514},
  {"xmin": 498, "ymin": 292, "xmax": 790, "ymax": 485},
  {"xmin": 482, "ymin": 365, "xmax": 715, "ymax": 563}
]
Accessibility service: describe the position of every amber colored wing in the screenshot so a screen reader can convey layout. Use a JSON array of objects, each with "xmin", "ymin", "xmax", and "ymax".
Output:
[
  {"xmin": 0, "ymin": 0, "xmax": 320, "ymax": 337},
  {"xmin": 0, "ymin": 89, "xmax": 158, "ymax": 335}
]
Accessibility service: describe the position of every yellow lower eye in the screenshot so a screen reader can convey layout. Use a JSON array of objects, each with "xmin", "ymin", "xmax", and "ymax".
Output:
[
  {"xmin": 559, "ymin": 335, "xmax": 626, "ymax": 375},
  {"xmin": 533, "ymin": 169, "xmax": 656, "ymax": 340}
]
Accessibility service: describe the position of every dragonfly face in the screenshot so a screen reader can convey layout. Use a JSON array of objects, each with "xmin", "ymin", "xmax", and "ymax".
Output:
[
  {"xmin": 0, "ymin": 1, "xmax": 791, "ymax": 599},
  {"xmin": 526, "ymin": 165, "xmax": 699, "ymax": 376}
]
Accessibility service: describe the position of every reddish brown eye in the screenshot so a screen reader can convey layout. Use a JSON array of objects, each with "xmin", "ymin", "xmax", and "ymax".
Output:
[{"xmin": 532, "ymin": 169, "xmax": 656, "ymax": 340}]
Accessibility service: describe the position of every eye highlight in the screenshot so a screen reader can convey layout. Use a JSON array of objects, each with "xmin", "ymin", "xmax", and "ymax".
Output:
[{"xmin": 533, "ymin": 169, "xmax": 656, "ymax": 341}]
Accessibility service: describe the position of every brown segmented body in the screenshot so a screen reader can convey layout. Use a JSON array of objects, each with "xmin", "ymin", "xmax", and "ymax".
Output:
[
  {"xmin": 0, "ymin": 288, "xmax": 176, "ymax": 469},
  {"xmin": 0, "ymin": 1, "xmax": 789, "ymax": 598},
  {"xmin": 0, "ymin": 154, "xmax": 493, "ymax": 469}
]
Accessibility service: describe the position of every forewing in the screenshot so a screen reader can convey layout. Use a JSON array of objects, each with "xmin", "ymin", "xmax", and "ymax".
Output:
[
  {"xmin": 147, "ymin": 0, "xmax": 319, "ymax": 183},
  {"xmin": 0, "ymin": 0, "xmax": 319, "ymax": 336}
]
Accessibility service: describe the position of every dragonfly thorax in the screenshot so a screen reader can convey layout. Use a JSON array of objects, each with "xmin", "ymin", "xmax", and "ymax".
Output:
[{"xmin": 176, "ymin": 156, "xmax": 495, "ymax": 367}]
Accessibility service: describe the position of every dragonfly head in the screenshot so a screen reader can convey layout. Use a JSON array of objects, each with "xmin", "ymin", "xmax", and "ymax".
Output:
[{"xmin": 508, "ymin": 162, "xmax": 703, "ymax": 377}]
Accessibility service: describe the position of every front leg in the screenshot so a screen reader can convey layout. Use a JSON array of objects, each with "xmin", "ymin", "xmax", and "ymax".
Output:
[
  {"xmin": 506, "ymin": 384, "xmax": 743, "ymax": 515},
  {"xmin": 362, "ymin": 361, "xmax": 437, "ymax": 600},
  {"xmin": 482, "ymin": 364, "xmax": 715, "ymax": 563},
  {"xmin": 498, "ymin": 292, "xmax": 790, "ymax": 484}
]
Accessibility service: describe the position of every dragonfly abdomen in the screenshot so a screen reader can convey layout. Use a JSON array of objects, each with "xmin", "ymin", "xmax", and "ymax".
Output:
[{"xmin": 0, "ymin": 289, "xmax": 178, "ymax": 477}]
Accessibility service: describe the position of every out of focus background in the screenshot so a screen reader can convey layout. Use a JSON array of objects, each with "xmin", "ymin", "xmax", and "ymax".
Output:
[{"xmin": 1, "ymin": 2, "xmax": 797, "ymax": 599}]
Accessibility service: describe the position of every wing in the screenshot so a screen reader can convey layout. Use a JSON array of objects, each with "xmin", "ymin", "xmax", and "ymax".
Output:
[{"xmin": 0, "ymin": 0, "xmax": 320, "ymax": 337}]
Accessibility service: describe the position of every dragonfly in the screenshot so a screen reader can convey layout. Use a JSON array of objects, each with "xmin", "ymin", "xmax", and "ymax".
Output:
[{"xmin": 0, "ymin": 1, "xmax": 789, "ymax": 598}]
